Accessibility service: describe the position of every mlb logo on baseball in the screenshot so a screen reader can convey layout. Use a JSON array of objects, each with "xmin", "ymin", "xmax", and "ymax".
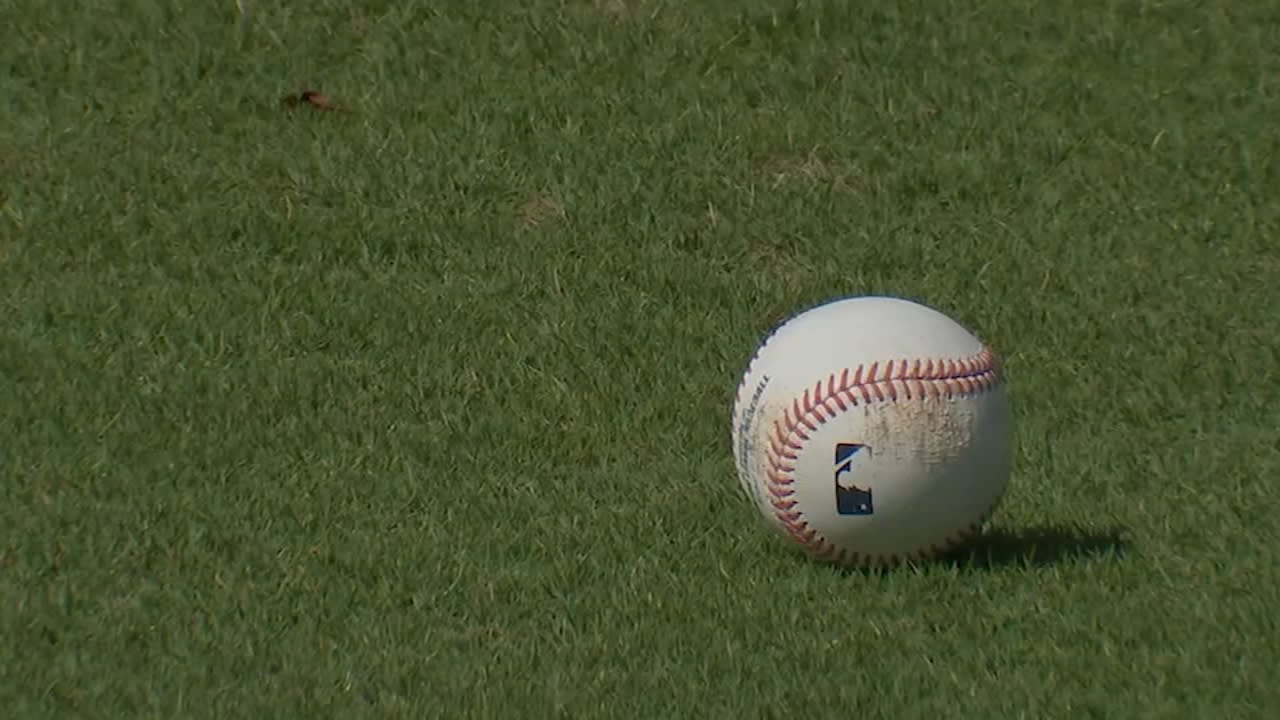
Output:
[
  {"xmin": 833, "ymin": 443, "xmax": 873, "ymax": 516},
  {"xmin": 730, "ymin": 296, "xmax": 1013, "ymax": 568}
]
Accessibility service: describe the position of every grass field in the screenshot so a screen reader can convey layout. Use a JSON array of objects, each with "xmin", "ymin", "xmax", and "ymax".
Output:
[{"xmin": 3, "ymin": 0, "xmax": 1279, "ymax": 717}]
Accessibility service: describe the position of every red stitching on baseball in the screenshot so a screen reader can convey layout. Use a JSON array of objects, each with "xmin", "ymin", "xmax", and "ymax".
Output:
[{"xmin": 763, "ymin": 348, "xmax": 1003, "ymax": 567}]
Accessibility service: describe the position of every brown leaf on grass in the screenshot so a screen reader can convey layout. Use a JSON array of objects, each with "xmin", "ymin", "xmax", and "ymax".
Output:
[
  {"xmin": 281, "ymin": 90, "xmax": 350, "ymax": 112},
  {"xmin": 519, "ymin": 194, "xmax": 565, "ymax": 228},
  {"xmin": 595, "ymin": 0, "xmax": 634, "ymax": 18},
  {"xmin": 595, "ymin": 0, "xmax": 666, "ymax": 21},
  {"xmin": 762, "ymin": 152, "xmax": 834, "ymax": 186}
]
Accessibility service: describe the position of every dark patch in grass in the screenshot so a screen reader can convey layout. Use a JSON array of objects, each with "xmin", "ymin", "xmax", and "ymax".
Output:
[
  {"xmin": 942, "ymin": 524, "xmax": 1129, "ymax": 570},
  {"xmin": 803, "ymin": 524, "xmax": 1129, "ymax": 576}
]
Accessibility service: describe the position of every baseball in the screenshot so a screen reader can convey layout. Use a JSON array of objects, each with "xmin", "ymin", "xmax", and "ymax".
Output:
[{"xmin": 730, "ymin": 296, "xmax": 1013, "ymax": 568}]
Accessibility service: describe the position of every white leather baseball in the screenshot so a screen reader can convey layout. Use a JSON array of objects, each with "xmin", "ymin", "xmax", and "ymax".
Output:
[{"xmin": 730, "ymin": 296, "xmax": 1013, "ymax": 567}]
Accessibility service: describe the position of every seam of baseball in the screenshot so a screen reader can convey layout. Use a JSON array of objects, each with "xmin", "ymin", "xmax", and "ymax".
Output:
[{"xmin": 763, "ymin": 348, "xmax": 1005, "ymax": 568}]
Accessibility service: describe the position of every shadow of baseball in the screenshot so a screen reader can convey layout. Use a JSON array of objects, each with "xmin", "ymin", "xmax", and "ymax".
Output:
[{"xmin": 940, "ymin": 523, "xmax": 1129, "ymax": 570}]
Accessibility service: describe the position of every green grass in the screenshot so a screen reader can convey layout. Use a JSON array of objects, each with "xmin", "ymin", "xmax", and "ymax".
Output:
[{"xmin": 3, "ymin": 0, "xmax": 1279, "ymax": 717}]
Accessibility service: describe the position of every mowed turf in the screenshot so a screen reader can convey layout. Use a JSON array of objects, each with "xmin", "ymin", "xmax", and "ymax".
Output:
[{"xmin": 2, "ymin": 0, "xmax": 1279, "ymax": 717}]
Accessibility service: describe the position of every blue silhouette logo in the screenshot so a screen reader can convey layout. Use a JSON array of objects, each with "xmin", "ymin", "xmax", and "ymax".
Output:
[{"xmin": 834, "ymin": 443, "xmax": 873, "ymax": 515}]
